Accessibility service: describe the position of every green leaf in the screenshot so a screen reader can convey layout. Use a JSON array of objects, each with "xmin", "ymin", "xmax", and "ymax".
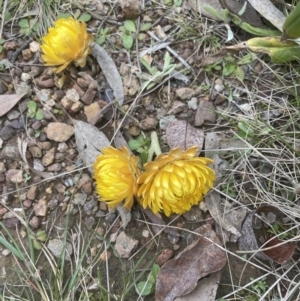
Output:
[
  {"xmin": 124, "ymin": 20, "xmax": 136, "ymax": 32},
  {"xmin": 151, "ymin": 264, "xmax": 160, "ymax": 279},
  {"xmin": 238, "ymin": 122, "xmax": 254, "ymax": 137},
  {"xmin": 27, "ymin": 100, "xmax": 37, "ymax": 113},
  {"xmin": 128, "ymin": 139, "xmax": 143, "ymax": 151},
  {"xmin": 96, "ymin": 36, "xmax": 106, "ymax": 45},
  {"xmin": 174, "ymin": 0, "xmax": 183, "ymax": 6},
  {"xmin": 140, "ymin": 23, "xmax": 152, "ymax": 31},
  {"xmin": 0, "ymin": 39, "xmax": 5, "ymax": 45},
  {"xmin": 57, "ymin": 12, "xmax": 72, "ymax": 19},
  {"xmin": 122, "ymin": 34, "xmax": 134, "ymax": 50},
  {"xmin": 0, "ymin": 46, "xmax": 2, "ymax": 53},
  {"xmin": 35, "ymin": 108, "xmax": 44, "ymax": 121},
  {"xmin": 222, "ymin": 62, "xmax": 236, "ymax": 76},
  {"xmin": 78, "ymin": 13, "xmax": 91, "ymax": 22},
  {"xmin": 19, "ymin": 19, "xmax": 29, "ymax": 28},
  {"xmin": 234, "ymin": 66, "xmax": 245, "ymax": 82},
  {"xmin": 163, "ymin": 0, "xmax": 173, "ymax": 5},
  {"xmin": 136, "ymin": 281, "xmax": 154, "ymax": 296}
]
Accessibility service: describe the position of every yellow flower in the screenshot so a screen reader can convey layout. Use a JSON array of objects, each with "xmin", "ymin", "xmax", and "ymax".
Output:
[
  {"xmin": 137, "ymin": 146, "xmax": 216, "ymax": 216},
  {"xmin": 41, "ymin": 17, "xmax": 94, "ymax": 73},
  {"xmin": 93, "ymin": 146, "xmax": 141, "ymax": 210}
]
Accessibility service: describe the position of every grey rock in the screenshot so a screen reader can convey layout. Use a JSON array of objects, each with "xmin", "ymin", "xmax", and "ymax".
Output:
[
  {"xmin": 33, "ymin": 159, "xmax": 45, "ymax": 171},
  {"xmin": 46, "ymin": 122, "xmax": 74, "ymax": 142},
  {"xmin": 34, "ymin": 198, "xmax": 48, "ymax": 217},
  {"xmin": 84, "ymin": 199, "xmax": 97, "ymax": 215},
  {"xmin": 194, "ymin": 100, "xmax": 217, "ymax": 126},
  {"xmin": 0, "ymin": 126, "xmax": 16, "ymax": 141},
  {"xmin": 6, "ymin": 169, "xmax": 23, "ymax": 183},
  {"xmin": 114, "ymin": 231, "xmax": 138, "ymax": 258},
  {"xmin": 72, "ymin": 193, "xmax": 87, "ymax": 206},
  {"xmin": 7, "ymin": 110, "xmax": 21, "ymax": 120},
  {"xmin": 47, "ymin": 239, "xmax": 73, "ymax": 261}
]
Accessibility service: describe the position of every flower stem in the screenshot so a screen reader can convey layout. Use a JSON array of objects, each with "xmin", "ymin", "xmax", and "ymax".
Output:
[{"xmin": 147, "ymin": 131, "xmax": 162, "ymax": 161}]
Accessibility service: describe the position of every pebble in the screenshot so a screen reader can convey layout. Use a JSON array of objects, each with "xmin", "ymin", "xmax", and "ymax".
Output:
[
  {"xmin": 3, "ymin": 41, "xmax": 18, "ymax": 50},
  {"xmin": 6, "ymin": 169, "xmax": 23, "ymax": 183},
  {"xmin": 23, "ymin": 200, "xmax": 32, "ymax": 208},
  {"xmin": 2, "ymin": 249, "xmax": 11, "ymax": 256},
  {"xmin": 182, "ymin": 206, "xmax": 203, "ymax": 222},
  {"xmin": 34, "ymin": 198, "xmax": 48, "ymax": 216},
  {"xmin": 22, "ymin": 49, "xmax": 32, "ymax": 60},
  {"xmin": 33, "ymin": 159, "xmax": 45, "ymax": 171},
  {"xmin": 167, "ymin": 101, "xmax": 186, "ymax": 115},
  {"xmin": 0, "ymin": 82, "xmax": 7, "ymax": 94},
  {"xmin": 159, "ymin": 115, "xmax": 176, "ymax": 131},
  {"xmin": 105, "ymin": 212, "xmax": 117, "ymax": 224},
  {"xmin": 84, "ymin": 216, "xmax": 95, "ymax": 228},
  {"xmin": 27, "ymin": 185, "xmax": 38, "ymax": 200},
  {"xmin": 82, "ymin": 88, "xmax": 97, "ymax": 105},
  {"xmin": 32, "ymin": 120, "xmax": 42, "ymax": 130},
  {"xmin": 84, "ymin": 102, "xmax": 102, "ymax": 124},
  {"xmin": 30, "ymin": 66, "xmax": 43, "ymax": 78},
  {"xmin": 0, "ymin": 143, "xmax": 21, "ymax": 159},
  {"xmin": 114, "ymin": 231, "xmax": 138, "ymax": 258},
  {"xmin": 173, "ymin": 244, "xmax": 180, "ymax": 251},
  {"xmin": 48, "ymin": 199, "xmax": 58, "ymax": 210},
  {"xmin": 29, "ymin": 41, "xmax": 40, "ymax": 53},
  {"xmin": 57, "ymin": 142, "xmax": 68, "ymax": 152},
  {"xmin": 100, "ymin": 250, "xmax": 111, "ymax": 261},
  {"xmin": 29, "ymin": 146, "xmax": 42, "ymax": 158},
  {"xmin": 70, "ymin": 101, "xmax": 83, "ymax": 113},
  {"xmin": 61, "ymin": 97, "xmax": 73, "ymax": 110},
  {"xmin": 64, "ymin": 177, "xmax": 74, "ymax": 187},
  {"xmin": 72, "ymin": 193, "xmax": 87, "ymax": 206},
  {"xmin": 187, "ymin": 97, "xmax": 198, "ymax": 110},
  {"xmin": 139, "ymin": 117, "xmax": 158, "ymax": 130},
  {"xmin": 36, "ymin": 75, "xmax": 55, "ymax": 88},
  {"xmin": 155, "ymin": 248, "xmax": 173, "ymax": 266},
  {"xmin": 46, "ymin": 122, "xmax": 74, "ymax": 142},
  {"xmin": 142, "ymin": 230, "xmax": 149, "ymax": 238},
  {"xmin": 47, "ymin": 163, "xmax": 62, "ymax": 172},
  {"xmin": 7, "ymin": 110, "xmax": 21, "ymax": 120},
  {"xmin": 84, "ymin": 199, "xmax": 97, "ymax": 215},
  {"xmin": 176, "ymin": 87, "xmax": 201, "ymax": 100},
  {"xmin": 3, "ymin": 218, "xmax": 20, "ymax": 228},
  {"xmin": 0, "ymin": 126, "xmax": 16, "ymax": 141},
  {"xmin": 15, "ymin": 82, "xmax": 31, "ymax": 96},
  {"xmin": 37, "ymin": 142, "xmax": 52, "ymax": 150},
  {"xmin": 42, "ymin": 147, "xmax": 56, "ymax": 166},
  {"xmin": 21, "ymin": 73, "xmax": 31, "ymax": 82},
  {"xmin": 194, "ymin": 99, "xmax": 217, "ymax": 126},
  {"xmin": 47, "ymin": 239, "xmax": 73, "ymax": 261},
  {"xmin": 29, "ymin": 216, "xmax": 41, "ymax": 229},
  {"xmin": 0, "ymin": 162, "xmax": 6, "ymax": 173},
  {"xmin": 66, "ymin": 89, "xmax": 80, "ymax": 102}
]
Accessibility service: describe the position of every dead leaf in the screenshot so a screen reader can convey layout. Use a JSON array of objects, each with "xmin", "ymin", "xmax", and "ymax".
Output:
[
  {"xmin": 0, "ymin": 93, "xmax": 26, "ymax": 117},
  {"xmin": 263, "ymin": 237, "xmax": 296, "ymax": 264},
  {"xmin": 166, "ymin": 120, "xmax": 204, "ymax": 151},
  {"xmin": 239, "ymin": 206, "xmax": 296, "ymax": 263},
  {"xmin": 92, "ymin": 43, "xmax": 124, "ymax": 106},
  {"xmin": 73, "ymin": 120, "xmax": 110, "ymax": 172},
  {"xmin": 155, "ymin": 224, "xmax": 226, "ymax": 301},
  {"xmin": 174, "ymin": 271, "xmax": 221, "ymax": 301},
  {"xmin": 247, "ymin": 0, "xmax": 285, "ymax": 31}
]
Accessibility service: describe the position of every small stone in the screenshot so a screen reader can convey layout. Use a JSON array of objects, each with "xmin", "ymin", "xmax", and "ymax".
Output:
[
  {"xmin": 47, "ymin": 163, "xmax": 62, "ymax": 172},
  {"xmin": 2, "ymin": 249, "xmax": 11, "ymax": 256},
  {"xmin": 21, "ymin": 73, "xmax": 31, "ymax": 82},
  {"xmin": 114, "ymin": 231, "xmax": 138, "ymax": 258},
  {"xmin": 176, "ymin": 87, "xmax": 201, "ymax": 100},
  {"xmin": 214, "ymin": 78, "xmax": 225, "ymax": 93},
  {"xmin": 0, "ymin": 138, "xmax": 3, "ymax": 149},
  {"xmin": 34, "ymin": 198, "xmax": 48, "ymax": 217},
  {"xmin": 70, "ymin": 101, "xmax": 83, "ymax": 113},
  {"xmin": 194, "ymin": 99, "xmax": 217, "ymax": 126},
  {"xmin": 167, "ymin": 101, "xmax": 186, "ymax": 115},
  {"xmin": 84, "ymin": 199, "xmax": 97, "ymax": 215},
  {"xmin": 99, "ymin": 201, "xmax": 108, "ymax": 211},
  {"xmin": 45, "ymin": 186, "xmax": 52, "ymax": 194},
  {"xmin": 30, "ymin": 66, "xmax": 43, "ymax": 78},
  {"xmin": 96, "ymin": 227, "xmax": 105, "ymax": 236},
  {"xmin": 139, "ymin": 117, "xmax": 158, "ymax": 130},
  {"xmin": 84, "ymin": 102, "xmax": 102, "ymax": 124},
  {"xmin": 37, "ymin": 142, "xmax": 52, "ymax": 150},
  {"xmin": 22, "ymin": 49, "xmax": 32, "ymax": 61},
  {"xmin": 33, "ymin": 159, "xmax": 45, "ymax": 171},
  {"xmin": 15, "ymin": 82, "xmax": 31, "ymax": 96},
  {"xmin": 29, "ymin": 146, "xmax": 42, "ymax": 158},
  {"xmin": 182, "ymin": 206, "xmax": 203, "ymax": 222},
  {"xmin": 77, "ymin": 78, "xmax": 90, "ymax": 90},
  {"xmin": 78, "ymin": 174, "xmax": 93, "ymax": 195},
  {"xmin": 84, "ymin": 216, "xmax": 95, "ymax": 228},
  {"xmin": 3, "ymin": 218, "xmax": 20, "ymax": 228},
  {"xmin": 61, "ymin": 96, "xmax": 73, "ymax": 110},
  {"xmin": 42, "ymin": 147, "xmax": 56, "ymax": 166},
  {"xmin": 72, "ymin": 193, "xmax": 87, "ymax": 206},
  {"xmin": 27, "ymin": 185, "xmax": 38, "ymax": 200},
  {"xmin": 159, "ymin": 115, "xmax": 177, "ymax": 131},
  {"xmin": 187, "ymin": 97, "xmax": 198, "ymax": 110},
  {"xmin": 32, "ymin": 120, "xmax": 42, "ymax": 130},
  {"xmin": 199, "ymin": 201, "xmax": 208, "ymax": 212},
  {"xmin": 173, "ymin": 244, "xmax": 180, "ymax": 251},
  {"xmin": 155, "ymin": 248, "xmax": 173, "ymax": 266},
  {"xmin": 100, "ymin": 250, "xmax": 111, "ymax": 261},
  {"xmin": 0, "ymin": 207, "xmax": 8, "ymax": 216},
  {"xmin": 3, "ymin": 41, "xmax": 18, "ymax": 50},
  {"xmin": 0, "ymin": 126, "xmax": 16, "ymax": 141},
  {"xmin": 82, "ymin": 88, "xmax": 97, "ymax": 105},
  {"xmin": 29, "ymin": 216, "xmax": 41, "ymax": 229},
  {"xmin": 0, "ymin": 162, "xmax": 5, "ymax": 173},
  {"xmin": 57, "ymin": 143, "xmax": 68, "ymax": 152},
  {"xmin": 6, "ymin": 169, "xmax": 23, "ymax": 183},
  {"xmin": 36, "ymin": 75, "xmax": 55, "ymax": 88},
  {"xmin": 29, "ymin": 41, "xmax": 40, "ymax": 53},
  {"xmin": 47, "ymin": 239, "xmax": 73, "ymax": 261},
  {"xmin": 214, "ymin": 94, "xmax": 227, "ymax": 105},
  {"xmin": 119, "ymin": 0, "xmax": 141, "ymax": 19},
  {"xmin": 48, "ymin": 199, "xmax": 58, "ymax": 210},
  {"xmin": 142, "ymin": 230, "xmax": 149, "ymax": 238},
  {"xmin": 23, "ymin": 200, "xmax": 32, "ymax": 208},
  {"xmin": 46, "ymin": 122, "xmax": 74, "ymax": 142},
  {"xmin": 66, "ymin": 89, "xmax": 80, "ymax": 102},
  {"xmin": 105, "ymin": 212, "xmax": 116, "ymax": 224}
]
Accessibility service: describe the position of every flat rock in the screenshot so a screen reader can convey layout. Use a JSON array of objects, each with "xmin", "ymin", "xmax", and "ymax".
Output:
[
  {"xmin": 46, "ymin": 122, "xmax": 74, "ymax": 142},
  {"xmin": 0, "ymin": 126, "xmax": 16, "ymax": 141},
  {"xmin": 27, "ymin": 185, "xmax": 38, "ymax": 200},
  {"xmin": 175, "ymin": 87, "xmax": 201, "ymax": 100},
  {"xmin": 42, "ymin": 147, "xmax": 56, "ymax": 166},
  {"xmin": 139, "ymin": 117, "xmax": 158, "ymax": 130},
  {"xmin": 47, "ymin": 238, "xmax": 73, "ymax": 261},
  {"xmin": 0, "ymin": 143, "xmax": 21, "ymax": 160},
  {"xmin": 114, "ymin": 231, "xmax": 138, "ymax": 258},
  {"xmin": 84, "ymin": 102, "xmax": 102, "ymax": 124},
  {"xmin": 194, "ymin": 99, "xmax": 217, "ymax": 126},
  {"xmin": 34, "ymin": 198, "xmax": 48, "ymax": 216},
  {"xmin": 6, "ymin": 169, "xmax": 23, "ymax": 183}
]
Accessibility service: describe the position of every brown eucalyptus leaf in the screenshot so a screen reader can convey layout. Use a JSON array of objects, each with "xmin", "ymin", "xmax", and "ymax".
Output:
[
  {"xmin": 73, "ymin": 120, "xmax": 110, "ymax": 172},
  {"xmin": 166, "ymin": 120, "xmax": 204, "ymax": 151},
  {"xmin": 264, "ymin": 237, "xmax": 295, "ymax": 264},
  {"xmin": 155, "ymin": 225, "xmax": 226, "ymax": 301},
  {"xmin": 0, "ymin": 93, "xmax": 26, "ymax": 117}
]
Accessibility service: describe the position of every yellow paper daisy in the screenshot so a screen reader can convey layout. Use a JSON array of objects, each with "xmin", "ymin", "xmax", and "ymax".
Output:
[
  {"xmin": 93, "ymin": 146, "xmax": 141, "ymax": 210},
  {"xmin": 41, "ymin": 17, "xmax": 94, "ymax": 73},
  {"xmin": 137, "ymin": 146, "xmax": 216, "ymax": 216}
]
